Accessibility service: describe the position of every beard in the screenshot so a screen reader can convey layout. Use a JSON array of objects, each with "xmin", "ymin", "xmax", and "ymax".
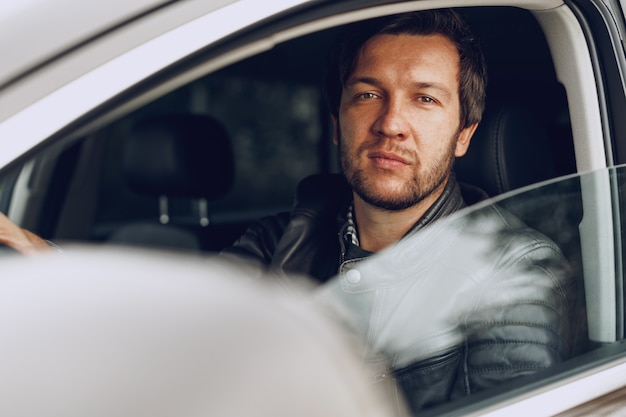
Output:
[{"xmin": 337, "ymin": 133, "xmax": 458, "ymax": 211}]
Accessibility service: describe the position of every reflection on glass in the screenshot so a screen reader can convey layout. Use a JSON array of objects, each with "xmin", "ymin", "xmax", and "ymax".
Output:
[{"xmin": 315, "ymin": 172, "xmax": 598, "ymax": 412}]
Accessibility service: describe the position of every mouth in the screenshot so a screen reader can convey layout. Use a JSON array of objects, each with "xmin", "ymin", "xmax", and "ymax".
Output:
[{"xmin": 368, "ymin": 150, "xmax": 411, "ymax": 169}]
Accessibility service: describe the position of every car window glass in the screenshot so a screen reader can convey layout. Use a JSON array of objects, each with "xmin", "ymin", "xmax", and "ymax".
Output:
[
  {"xmin": 313, "ymin": 167, "xmax": 626, "ymax": 414},
  {"xmin": 91, "ymin": 60, "xmax": 330, "ymax": 241},
  {"xmin": 198, "ymin": 73, "xmax": 323, "ymax": 214}
]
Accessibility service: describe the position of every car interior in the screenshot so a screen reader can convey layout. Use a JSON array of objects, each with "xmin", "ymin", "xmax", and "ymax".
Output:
[
  {"xmin": 3, "ymin": 7, "xmax": 576, "ymax": 245},
  {"xmin": 0, "ymin": 2, "xmax": 619, "ymax": 403}
]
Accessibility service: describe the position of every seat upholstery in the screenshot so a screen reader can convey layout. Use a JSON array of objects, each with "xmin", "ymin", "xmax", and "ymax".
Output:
[
  {"xmin": 123, "ymin": 113, "xmax": 233, "ymax": 200},
  {"xmin": 455, "ymin": 102, "xmax": 558, "ymax": 196},
  {"xmin": 107, "ymin": 113, "xmax": 234, "ymax": 251},
  {"xmin": 454, "ymin": 101, "xmax": 581, "ymax": 247}
]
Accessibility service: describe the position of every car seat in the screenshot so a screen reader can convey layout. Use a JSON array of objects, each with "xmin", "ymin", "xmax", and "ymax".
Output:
[
  {"xmin": 455, "ymin": 102, "xmax": 559, "ymax": 195},
  {"xmin": 107, "ymin": 113, "xmax": 234, "ymax": 251}
]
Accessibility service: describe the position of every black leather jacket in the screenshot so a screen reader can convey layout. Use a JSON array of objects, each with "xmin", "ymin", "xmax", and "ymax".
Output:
[{"xmin": 224, "ymin": 174, "xmax": 572, "ymax": 413}]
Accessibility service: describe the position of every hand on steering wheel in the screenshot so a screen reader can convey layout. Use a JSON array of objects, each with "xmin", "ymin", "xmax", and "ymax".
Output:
[{"xmin": 0, "ymin": 212, "xmax": 50, "ymax": 255}]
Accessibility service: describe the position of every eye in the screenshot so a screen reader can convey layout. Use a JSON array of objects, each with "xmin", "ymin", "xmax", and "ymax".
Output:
[
  {"xmin": 417, "ymin": 95, "xmax": 436, "ymax": 104},
  {"xmin": 357, "ymin": 92, "xmax": 379, "ymax": 100}
]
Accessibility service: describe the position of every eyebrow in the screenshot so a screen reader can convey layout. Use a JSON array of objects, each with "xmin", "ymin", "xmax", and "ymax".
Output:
[
  {"xmin": 345, "ymin": 77, "xmax": 454, "ymax": 100},
  {"xmin": 344, "ymin": 76, "xmax": 382, "ymax": 90}
]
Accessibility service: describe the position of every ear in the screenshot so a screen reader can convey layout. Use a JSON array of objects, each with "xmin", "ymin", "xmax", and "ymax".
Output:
[
  {"xmin": 331, "ymin": 115, "xmax": 339, "ymax": 145},
  {"xmin": 454, "ymin": 123, "xmax": 478, "ymax": 158}
]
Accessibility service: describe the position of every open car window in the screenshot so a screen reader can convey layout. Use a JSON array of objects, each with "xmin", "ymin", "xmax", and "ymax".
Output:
[{"xmin": 0, "ymin": 6, "xmax": 579, "ymax": 250}]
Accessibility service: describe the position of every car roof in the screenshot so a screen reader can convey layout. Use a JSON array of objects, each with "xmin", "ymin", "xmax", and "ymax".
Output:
[
  {"xmin": 0, "ymin": 0, "xmax": 171, "ymax": 87},
  {"xmin": 0, "ymin": 0, "xmax": 239, "ymax": 87}
]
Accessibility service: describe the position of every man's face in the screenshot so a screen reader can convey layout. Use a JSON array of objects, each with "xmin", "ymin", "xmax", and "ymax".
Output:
[{"xmin": 336, "ymin": 33, "xmax": 477, "ymax": 211}]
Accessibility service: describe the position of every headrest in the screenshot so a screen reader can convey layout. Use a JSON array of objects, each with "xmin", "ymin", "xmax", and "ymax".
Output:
[
  {"xmin": 455, "ymin": 103, "xmax": 557, "ymax": 197},
  {"xmin": 124, "ymin": 113, "xmax": 234, "ymax": 199}
]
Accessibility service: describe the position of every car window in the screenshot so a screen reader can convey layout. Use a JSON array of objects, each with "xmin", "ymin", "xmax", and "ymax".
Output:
[
  {"xmin": 321, "ymin": 166, "xmax": 623, "ymax": 415},
  {"xmin": 123, "ymin": 67, "xmax": 327, "ymax": 216},
  {"xmin": 84, "ymin": 77, "xmax": 327, "ymax": 249},
  {"xmin": 22, "ymin": 6, "xmax": 569, "ymax": 249}
]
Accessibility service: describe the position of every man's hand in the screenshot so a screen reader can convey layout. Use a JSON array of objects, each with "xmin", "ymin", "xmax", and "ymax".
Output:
[{"xmin": 0, "ymin": 212, "xmax": 51, "ymax": 255}]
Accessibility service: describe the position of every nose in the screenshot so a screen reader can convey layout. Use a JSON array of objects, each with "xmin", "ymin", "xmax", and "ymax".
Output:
[{"xmin": 373, "ymin": 98, "xmax": 409, "ymax": 140}]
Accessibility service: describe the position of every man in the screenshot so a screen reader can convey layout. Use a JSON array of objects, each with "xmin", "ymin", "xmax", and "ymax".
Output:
[
  {"xmin": 224, "ymin": 10, "xmax": 487, "ymax": 280},
  {"xmin": 223, "ymin": 9, "xmax": 572, "ymax": 413},
  {"xmin": 0, "ymin": 11, "xmax": 492, "ymax": 282},
  {"xmin": 0, "ymin": 8, "xmax": 572, "ymax": 413}
]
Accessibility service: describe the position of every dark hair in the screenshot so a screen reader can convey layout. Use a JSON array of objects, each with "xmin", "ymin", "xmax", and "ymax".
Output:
[{"xmin": 324, "ymin": 9, "xmax": 487, "ymax": 128}]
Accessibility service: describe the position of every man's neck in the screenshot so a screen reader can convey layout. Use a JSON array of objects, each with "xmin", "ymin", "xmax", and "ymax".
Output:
[{"xmin": 353, "ymin": 184, "xmax": 446, "ymax": 253}]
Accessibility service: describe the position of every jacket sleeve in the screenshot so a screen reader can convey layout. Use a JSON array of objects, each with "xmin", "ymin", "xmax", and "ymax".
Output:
[
  {"xmin": 220, "ymin": 212, "xmax": 291, "ymax": 266},
  {"xmin": 454, "ymin": 237, "xmax": 574, "ymax": 396}
]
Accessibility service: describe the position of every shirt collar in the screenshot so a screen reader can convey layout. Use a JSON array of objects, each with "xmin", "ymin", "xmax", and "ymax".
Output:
[{"xmin": 344, "ymin": 201, "xmax": 360, "ymax": 247}]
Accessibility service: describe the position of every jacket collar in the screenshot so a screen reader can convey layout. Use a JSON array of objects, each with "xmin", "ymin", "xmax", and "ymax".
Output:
[
  {"xmin": 405, "ymin": 172, "xmax": 471, "ymax": 237},
  {"xmin": 338, "ymin": 172, "xmax": 483, "ymax": 242}
]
